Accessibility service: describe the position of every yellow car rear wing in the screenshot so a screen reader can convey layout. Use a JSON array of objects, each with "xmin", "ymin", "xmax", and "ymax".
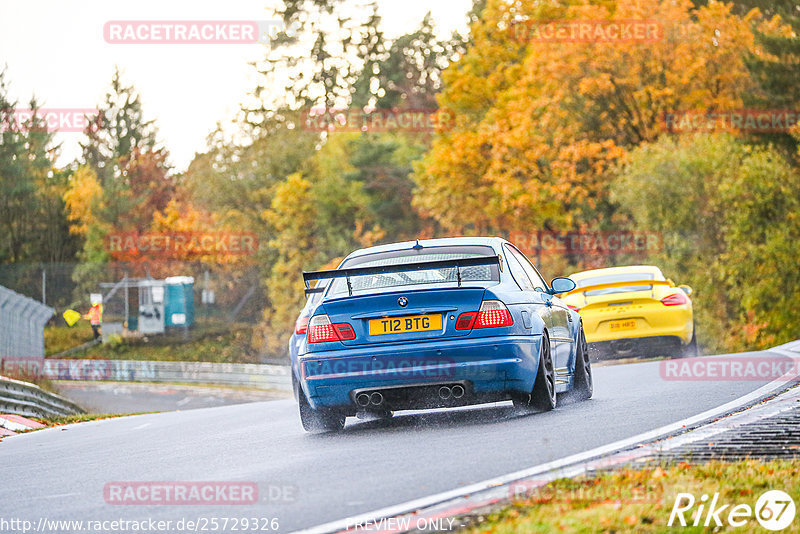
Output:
[{"xmin": 559, "ymin": 279, "xmax": 673, "ymax": 297}]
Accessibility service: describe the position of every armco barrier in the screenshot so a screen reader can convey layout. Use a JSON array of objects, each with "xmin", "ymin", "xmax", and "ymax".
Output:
[
  {"xmin": 0, "ymin": 375, "xmax": 85, "ymax": 418},
  {"xmin": 41, "ymin": 359, "xmax": 292, "ymax": 391}
]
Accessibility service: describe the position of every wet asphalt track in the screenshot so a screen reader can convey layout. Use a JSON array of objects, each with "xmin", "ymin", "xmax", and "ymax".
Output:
[
  {"xmin": 53, "ymin": 381, "xmax": 289, "ymax": 414},
  {"xmin": 1, "ymin": 349, "xmax": 795, "ymax": 533}
]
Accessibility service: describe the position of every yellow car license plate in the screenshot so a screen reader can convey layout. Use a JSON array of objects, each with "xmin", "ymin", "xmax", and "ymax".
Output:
[
  {"xmin": 609, "ymin": 319, "xmax": 637, "ymax": 331},
  {"xmin": 369, "ymin": 314, "xmax": 442, "ymax": 335}
]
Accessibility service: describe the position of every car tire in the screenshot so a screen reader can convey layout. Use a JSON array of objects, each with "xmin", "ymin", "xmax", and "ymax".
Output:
[
  {"xmin": 295, "ymin": 375, "xmax": 345, "ymax": 433},
  {"xmin": 526, "ymin": 332, "xmax": 557, "ymax": 412},
  {"xmin": 567, "ymin": 327, "xmax": 593, "ymax": 401},
  {"xmin": 682, "ymin": 327, "xmax": 699, "ymax": 358}
]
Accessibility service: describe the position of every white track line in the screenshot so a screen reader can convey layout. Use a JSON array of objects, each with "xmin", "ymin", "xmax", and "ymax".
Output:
[{"xmin": 295, "ymin": 347, "xmax": 800, "ymax": 534}]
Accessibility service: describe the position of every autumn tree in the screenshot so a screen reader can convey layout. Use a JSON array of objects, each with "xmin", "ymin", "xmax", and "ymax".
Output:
[
  {"xmin": 261, "ymin": 173, "xmax": 318, "ymax": 353},
  {"xmin": 249, "ymin": 0, "xmax": 385, "ymax": 114},
  {"xmin": 185, "ymin": 118, "xmax": 318, "ymax": 235},
  {"xmin": 220, "ymin": 0, "xmax": 463, "ymax": 356},
  {"xmin": 343, "ymin": 134, "xmax": 427, "ymax": 241},
  {"xmin": 67, "ymin": 69, "xmax": 173, "ymax": 295},
  {"xmin": 737, "ymin": 0, "xmax": 800, "ymax": 158},
  {"xmin": 414, "ymin": 0, "xmax": 766, "ymax": 235},
  {"xmin": 81, "ymin": 67, "xmax": 157, "ymax": 181},
  {"xmin": 351, "ymin": 13, "xmax": 466, "ymax": 110},
  {"xmin": 0, "ymin": 71, "xmax": 77, "ymax": 267}
]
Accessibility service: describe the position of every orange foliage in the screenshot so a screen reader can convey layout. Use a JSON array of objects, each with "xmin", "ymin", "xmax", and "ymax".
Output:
[{"xmin": 106, "ymin": 199, "xmax": 257, "ymax": 266}]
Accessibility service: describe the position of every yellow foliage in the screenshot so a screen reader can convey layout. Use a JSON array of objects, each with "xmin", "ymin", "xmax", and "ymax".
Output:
[
  {"xmin": 262, "ymin": 174, "xmax": 319, "ymax": 353},
  {"xmin": 63, "ymin": 166, "xmax": 103, "ymax": 236}
]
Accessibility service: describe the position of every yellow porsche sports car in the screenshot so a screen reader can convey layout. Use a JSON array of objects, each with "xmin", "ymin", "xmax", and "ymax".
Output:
[{"xmin": 559, "ymin": 266, "xmax": 696, "ymax": 358}]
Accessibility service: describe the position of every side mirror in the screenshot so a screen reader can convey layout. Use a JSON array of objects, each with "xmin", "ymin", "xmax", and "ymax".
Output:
[
  {"xmin": 679, "ymin": 284, "xmax": 693, "ymax": 297},
  {"xmin": 548, "ymin": 277, "xmax": 577, "ymax": 295}
]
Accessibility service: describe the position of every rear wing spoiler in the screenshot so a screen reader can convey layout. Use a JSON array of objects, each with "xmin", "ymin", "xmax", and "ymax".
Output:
[
  {"xmin": 302, "ymin": 255, "xmax": 502, "ymax": 297},
  {"xmin": 560, "ymin": 279, "xmax": 672, "ymax": 297}
]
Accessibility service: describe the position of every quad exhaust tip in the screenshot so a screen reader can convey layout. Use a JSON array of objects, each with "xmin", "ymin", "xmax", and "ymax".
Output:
[
  {"xmin": 438, "ymin": 385, "xmax": 465, "ymax": 400},
  {"xmin": 359, "ymin": 386, "xmax": 464, "ymax": 406},
  {"xmin": 356, "ymin": 391, "xmax": 385, "ymax": 407}
]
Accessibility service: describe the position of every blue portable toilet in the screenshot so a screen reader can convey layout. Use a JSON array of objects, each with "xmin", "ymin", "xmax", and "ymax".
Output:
[{"xmin": 164, "ymin": 276, "xmax": 195, "ymax": 328}]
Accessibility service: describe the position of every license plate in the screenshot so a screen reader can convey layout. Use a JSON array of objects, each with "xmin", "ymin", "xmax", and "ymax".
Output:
[
  {"xmin": 369, "ymin": 314, "xmax": 443, "ymax": 335},
  {"xmin": 609, "ymin": 319, "xmax": 637, "ymax": 331}
]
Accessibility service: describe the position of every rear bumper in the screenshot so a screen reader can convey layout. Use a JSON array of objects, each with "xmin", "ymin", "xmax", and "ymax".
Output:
[
  {"xmin": 583, "ymin": 305, "xmax": 692, "ymax": 344},
  {"xmin": 298, "ymin": 335, "xmax": 541, "ymax": 411},
  {"xmin": 589, "ymin": 335, "xmax": 684, "ymax": 359}
]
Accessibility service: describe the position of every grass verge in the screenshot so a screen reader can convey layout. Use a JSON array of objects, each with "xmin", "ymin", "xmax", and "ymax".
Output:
[
  {"xmin": 464, "ymin": 459, "xmax": 800, "ymax": 533},
  {"xmin": 33, "ymin": 413, "xmax": 145, "ymax": 427},
  {"xmin": 44, "ymin": 322, "xmax": 95, "ymax": 356}
]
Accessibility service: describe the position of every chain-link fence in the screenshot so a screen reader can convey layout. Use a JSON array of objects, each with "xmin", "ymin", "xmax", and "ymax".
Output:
[
  {"xmin": 0, "ymin": 260, "xmax": 273, "ymax": 362},
  {"xmin": 0, "ymin": 284, "xmax": 54, "ymax": 359},
  {"xmin": 0, "ymin": 262, "xmax": 265, "ymax": 327},
  {"xmin": 0, "ymin": 263, "xmax": 75, "ymax": 311}
]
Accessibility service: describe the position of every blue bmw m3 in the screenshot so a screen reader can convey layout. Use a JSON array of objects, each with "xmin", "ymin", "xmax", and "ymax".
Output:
[{"xmin": 292, "ymin": 237, "xmax": 593, "ymax": 432}]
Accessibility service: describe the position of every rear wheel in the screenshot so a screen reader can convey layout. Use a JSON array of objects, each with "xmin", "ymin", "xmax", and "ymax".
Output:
[
  {"xmin": 515, "ymin": 332, "xmax": 556, "ymax": 412},
  {"xmin": 295, "ymin": 375, "xmax": 345, "ymax": 433},
  {"xmin": 567, "ymin": 327, "xmax": 593, "ymax": 401},
  {"xmin": 682, "ymin": 327, "xmax": 698, "ymax": 358}
]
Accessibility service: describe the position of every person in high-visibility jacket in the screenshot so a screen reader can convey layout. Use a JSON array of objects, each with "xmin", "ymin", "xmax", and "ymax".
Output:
[{"xmin": 84, "ymin": 303, "xmax": 103, "ymax": 340}]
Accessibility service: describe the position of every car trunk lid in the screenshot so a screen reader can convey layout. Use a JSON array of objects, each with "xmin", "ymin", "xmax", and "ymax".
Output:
[{"xmin": 320, "ymin": 286, "xmax": 487, "ymax": 345}]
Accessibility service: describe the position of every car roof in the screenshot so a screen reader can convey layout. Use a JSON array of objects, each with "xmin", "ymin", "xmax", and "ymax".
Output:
[
  {"xmin": 343, "ymin": 236, "xmax": 507, "ymax": 260},
  {"xmin": 568, "ymin": 265, "xmax": 665, "ymax": 281}
]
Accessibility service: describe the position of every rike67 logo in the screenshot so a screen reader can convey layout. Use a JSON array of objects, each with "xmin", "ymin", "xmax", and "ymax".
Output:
[{"xmin": 669, "ymin": 490, "xmax": 796, "ymax": 530}]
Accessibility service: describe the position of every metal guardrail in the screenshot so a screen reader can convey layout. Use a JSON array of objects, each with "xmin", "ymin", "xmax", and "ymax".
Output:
[
  {"xmin": 0, "ymin": 375, "xmax": 85, "ymax": 419},
  {"xmin": 41, "ymin": 359, "xmax": 292, "ymax": 391}
]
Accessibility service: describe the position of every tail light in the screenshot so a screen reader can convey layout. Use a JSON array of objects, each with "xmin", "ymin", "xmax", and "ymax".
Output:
[
  {"xmin": 661, "ymin": 292, "xmax": 689, "ymax": 306},
  {"xmin": 295, "ymin": 316, "xmax": 309, "ymax": 335},
  {"xmin": 333, "ymin": 323, "xmax": 356, "ymax": 340},
  {"xmin": 456, "ymin": 300, "xmax": 514, "ymax": 331},
  {"xmin": 455, "ymin": 311, "xmax": 478, "ymax": 330},
  {"xmin": 308, "ymin": 315, "xmax": 356, "ymax": 343},
  {"xmin": 566, "ymin": 304, "xmax": 581, "ymax": 313}
]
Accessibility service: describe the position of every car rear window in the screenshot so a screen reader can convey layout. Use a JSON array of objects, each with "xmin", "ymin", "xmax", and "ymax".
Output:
[
  {"xmin": 578, "ymin": 273, "xmax": 656, "ymax": 296},
  {"xmin": 328, "ymin": 245, "xmax": 499, "ymax": 296}
]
